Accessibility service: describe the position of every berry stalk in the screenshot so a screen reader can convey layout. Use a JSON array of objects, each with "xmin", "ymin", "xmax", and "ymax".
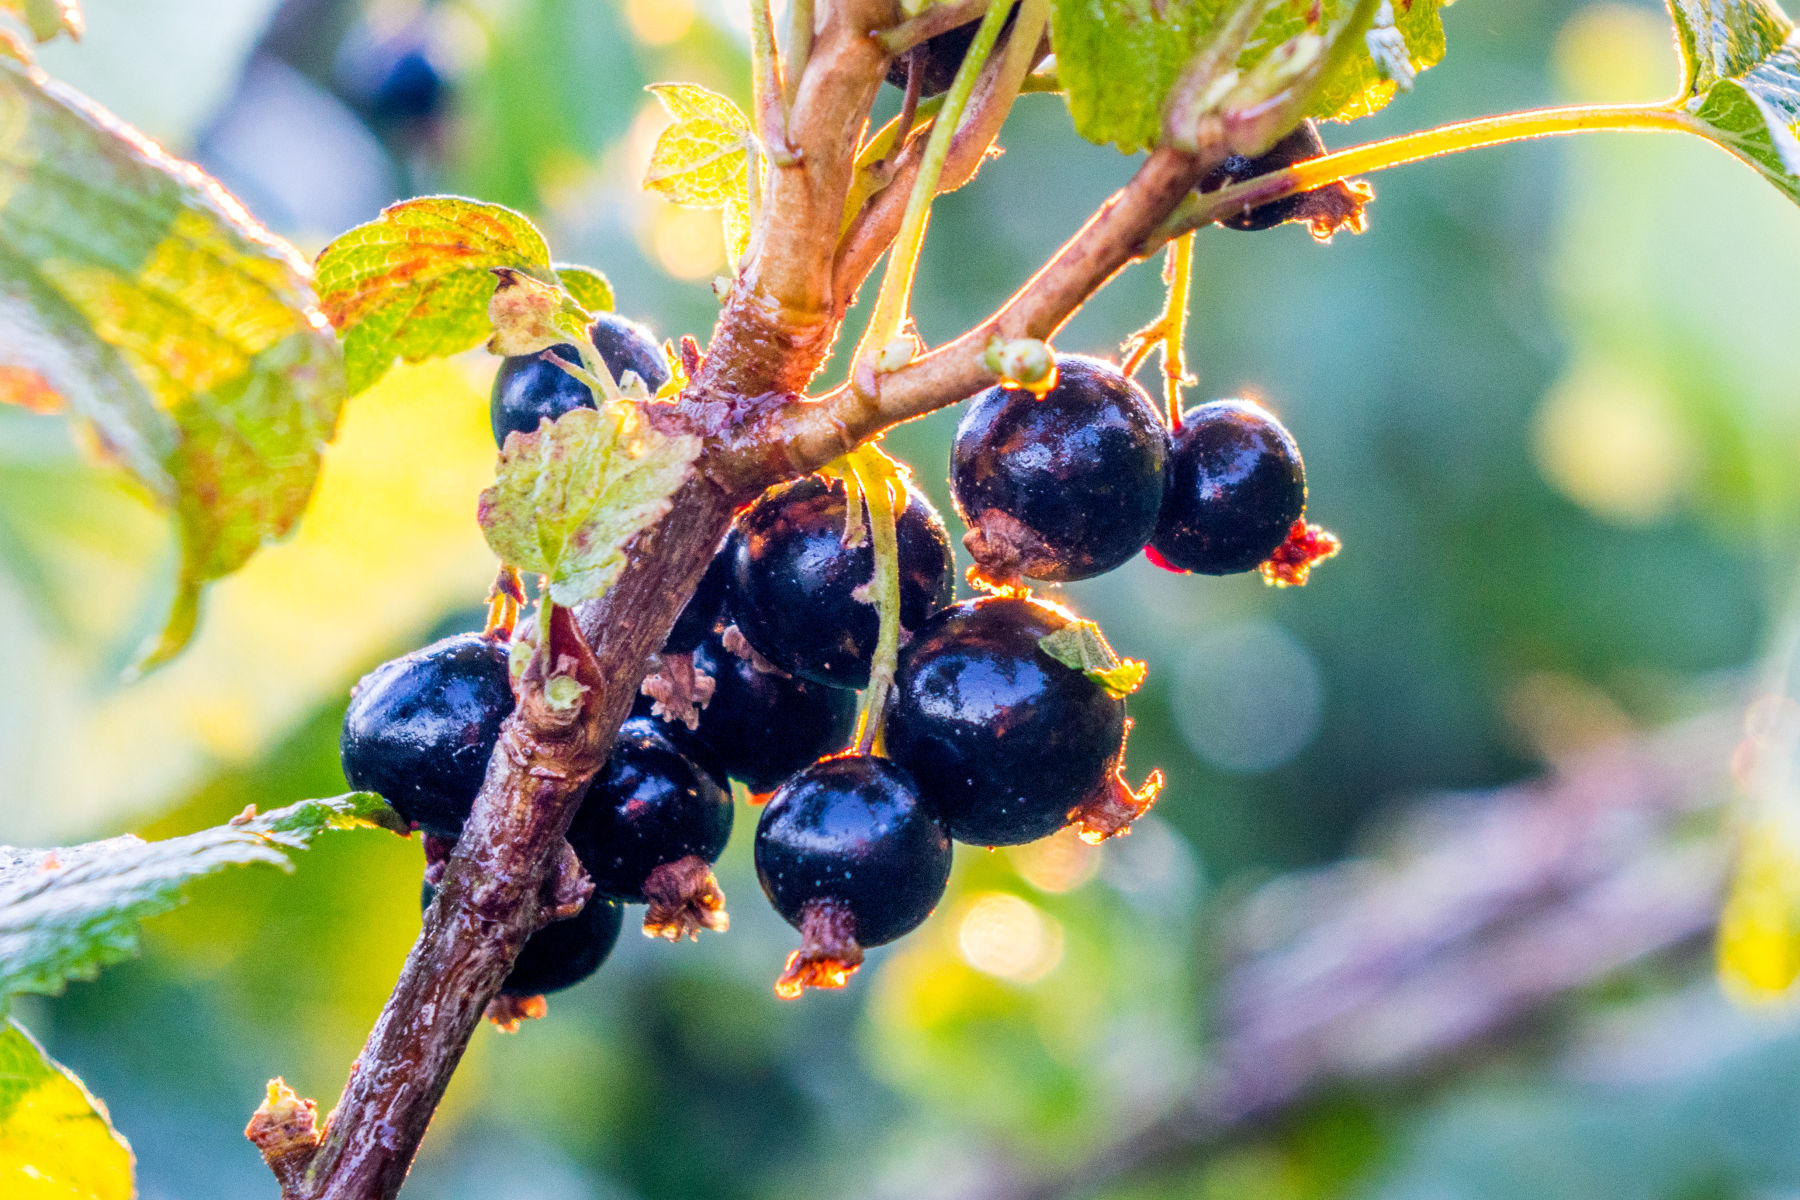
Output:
[
  {"xmin": 849, "ymin": 0, "xmax": 1013, "ymax": 385},
  {"xmin": 1181, "ymin": 103, "xmax": 1703, "ymax": 237},
  {"xmin": 1122, "ymin": 230, "xmax": 1196, "ymax": 432},
  {"xmin": 847, "ymin": 447, "xmax": 905, "ymax": 755}
]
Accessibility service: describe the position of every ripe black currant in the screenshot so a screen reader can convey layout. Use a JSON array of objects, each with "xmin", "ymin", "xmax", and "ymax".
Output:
[
  {"xmin": 730, "ymin": 475, "xmax": 953, "ymax": 688},
  {"xmin": 567, "ymin": 716, "xmax": 734, "ymax": 940},
  {"xmin": 489, "ymin": 311, "xmax": 671, "ymax": 446},
  {"xmin": 340, "ymin": 632, "xmax": 513, "ymax": 839},
  {"xmin": 662, "ymin": 532, "xmax": 737, "ymax": 655},
  {"xmin": 422, "ymin": 882, "xmax": 623, "ymax": 998},
  {"xmin": 1197, "ymin": 120, "xmax": 1369, "ymax": 236},
  {"xmin": 886, "ymin": 597, "xmax": 1140, "ymax": 846},
  {"xmin": 1150, "ymin": 399, "xmax": 1306, "ymax": 576},
  {"xmin": 688, "ymin": 630, "xmax": 858, "ymax": 792},
  {"xmin": 754, "ymin": 754, "xmax": 952, "ymax": 996},
  {"xmin": 952, "ymin": 355, "xmax": 1168, "ymax": 585}
]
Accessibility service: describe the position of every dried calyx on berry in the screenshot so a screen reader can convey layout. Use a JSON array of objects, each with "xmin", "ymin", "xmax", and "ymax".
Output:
[
  {"xmin": 729, "ymin": 474, "xmax": 953, "ymax": 689},
  {"xmin": 886, "ymin": 596, "xmax": 1160, "ymax": 847},
  {"xmin": 953, "ymin": 355, "xmax": 1169, "ymax": 586},
  {"xmin": 1198, "ymin": 120, "xmax": 1371, "ymax": 239},
  {"xmin": 340, "ymin": 632, "xmax": 514, "ymax": 839},
  {"xmin": 566, "ymin": 716, "xmax": 734, "ymax": 941},
  {"xmin": 755, "ymin": 755, "xmax": 952, "ymax": 997},
  {"xmin": 489, "ymin": 311, "xmax": 671, "ymax": 446}
]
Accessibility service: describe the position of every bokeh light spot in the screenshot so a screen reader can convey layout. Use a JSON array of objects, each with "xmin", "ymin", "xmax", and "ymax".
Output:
[
  {"xmin": 957, "ymin": 892, "xmax": 1064, "ymax": 983},
  {"xmin": 1174, "ymin": 621, "xmax": 1324, "ymax": 774},
  {"xmin": 625, "ymin": 0, "xmax": 694, "ymax": 47},
  {"xmin": 1009, "ymin": 827, "xmax": 1100, "ymax": 894},
  {"xmin": 1534, "ymin": 356, "xmax": 1693, "ymax": 525},
  {"xmin": 649, "ymin": 205, "xmax": 726, "ymax": 280}
]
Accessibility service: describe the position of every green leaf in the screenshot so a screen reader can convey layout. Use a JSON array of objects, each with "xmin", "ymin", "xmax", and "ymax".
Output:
[
  {"xmin": 0, "ymin": 58, "xmax": 346, "ymax": 670},
  {"xmin": 479, "ymin": 403, "xmax": 700, "ymax": 606},
  {"xmin": 0, "ymin": 0, "xmax": 81, "ymax": 43},
  {"xmin": 554, "ymin": 263, "xmax": 615, "ymax": 314},
  {"xmin": 314, "ymin": 196, "xmax": 552, "ymax": 395},
  {"xmin": 0, "ymin": 793, "xmax": 400, "ymax": 1013},
  {"xmin": 1667, "ymin": 0, "xmax": 1800, "ymax": 206},
  {"xmin": 1037, "ymin": 619, "xmax": 1147, "ymax": 699},
  {"xmin": 0, "ymin": 1019, "xmax": 132, "ymax": 1200},
  {"xmin": 642, "ymin": 83, "xmax": 755, "ymax": 210},
  {"xmin": 1047, "ymin": 0, "xmax": 1452, "ymax": 153}
]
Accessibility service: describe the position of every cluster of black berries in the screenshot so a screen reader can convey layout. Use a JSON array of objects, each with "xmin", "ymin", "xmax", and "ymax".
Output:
[
  {"xmin": 953, "ymin": 353, "xmax": 1337, "ymax": 590},
  {"xmin": 340, "ymin": 301, "xmax": 1335, "ymax": 1006}
]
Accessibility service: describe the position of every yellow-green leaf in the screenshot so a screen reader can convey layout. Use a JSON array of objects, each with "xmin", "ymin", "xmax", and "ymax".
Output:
[
  {"xmin": 0, "ymin": 1020, "xmax": 132, "ymax": 1200},
  {"xmin": 555, "ymin": 263, "xmax": 615, "ymax": 314},
  {"xmin": 722, "ymin": 194, "xmax": 752, "ymax": 267},
  {"xmin": 1667, "ymin": 0, "xmax": 1800, "ymax": 207},
  {"xmin": 642, "ymin": 83, "xmax": 755, "ymax": 210},
  {"xmin": 0, "ymin": 0, "xmax": 81, "ymax": 43},
  {"xmin": 0, "ymin": 58, "xmax": 346, "ymax": 670},
  {"xmin": 1037, "ymin": 618, "xmax": 1147, "ymax": 698},
  {"xmin": 478, "ymin": 403, "xmax": 701, "ymax": 606},
  {"xmin": 315, "ymin": 196, "xmax": 552, "ymax": 395}
]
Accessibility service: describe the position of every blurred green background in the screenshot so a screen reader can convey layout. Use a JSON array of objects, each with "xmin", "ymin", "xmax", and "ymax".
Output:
[{"xmin": 5, "ymin": 0, "xmax": 1800, "ymax": 1197}]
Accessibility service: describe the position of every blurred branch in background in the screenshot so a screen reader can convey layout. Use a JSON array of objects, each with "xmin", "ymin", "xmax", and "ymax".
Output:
[{"xmin": 950, "ymin": 709, "xmax": 1738, "ymax": 1200}]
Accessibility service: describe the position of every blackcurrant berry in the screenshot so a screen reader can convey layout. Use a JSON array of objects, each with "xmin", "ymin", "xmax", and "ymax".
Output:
[
  {"xmin": 422, "ymin": 881, "xmax": 623, "ymax": 997},
  {"xmin": 567, "ymin": 716, "xmax": 734, "ymax": 940},
  {"xmin": 884, "ymin": 6, "xmax": 1018, "ymax": 95},
  {"xmin": 1198, "ymin": 120, "xmax": 1368, "ymax": 235},
  {"xmin": 370, "ymin": 46, "xmax": 445, "ymax": 123},
  {"xmin": 952, "ymin": 355, "xmax": 1168, "ymax": 584},
  {"xmin": 341, "ymin": 633, "xmax": 513, "ymax": 839},
  {"xmin": 688, "ymin": 630, "xmax": 858, "ymax": 792},
  {"xmin": 662, "ymin": 532, "xmax": 737, "ymax": 655},
  {"xmin": 731, "ymin": 475, "xmax": 953, "ymax": 689},
  {"xmin": 1151, "ymin": 399, "xmax": 1305, "ymax": 575},
  {"xmin": 754, "ymin": 754, "xmax": 952, "ymax": 996},
  {"xmin": 886, "ymin": 597, "xmax": 1132, "ymax": 846},
  {"xmin": 489, "ymin": 311, "xmax": 671, "ymax": 446}
]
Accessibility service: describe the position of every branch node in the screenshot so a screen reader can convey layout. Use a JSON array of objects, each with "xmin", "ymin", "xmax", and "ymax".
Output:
[{"xmin": 245, "ymin": 1078, "xmax": 321, "ymax": 1196}]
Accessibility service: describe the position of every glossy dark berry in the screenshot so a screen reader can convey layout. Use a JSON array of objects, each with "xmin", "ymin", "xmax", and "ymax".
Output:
[
  {"xmin": 689, "ymin": 631, "xmax": 858, "ymax": 792},
  {"xmin": 1199, "ymin": 120, "xmax": 1333, "ymax": 232},
  {"xmin": 1151, "ymin": 399, "xmax": 1306, "ymax": 575},
  {"xmin": 341, "ymin": 633, "xmax": 514, "ymax": 839},
  {"xmin": 489, "ymin": 311, "xmax": 671, "ymax": 446},
  {"xmin": 886, "ymin": 597, "xmax": 1126, "ymax": 846},
  {"xmin": 755, "ymin": 755, "xmax": 951, "ymax": 947},
  {"xmin": 422, "ymin": 882, "xmax": 622, "ymax": 997},
  {"xmin": 371, "ymin": 46, "xmax": 445, "ymax": 122},
  {"xmin": 567, "ymin": 717, "xmax": 733, "ymax": 901},
  {"xmin": 731, "ymin": 475, "xmax": 954, "ymax": 689},
  {"xmin": 952, "ymin": 355, "xmax": 1169, "ymax": 583},
  {"xmin": 884, "ymin": 6, "xmax": 1017, "ymax": 95},
  {"xmin": 663, "ymin": 533, "xmax": 737, "ymax": 655}
]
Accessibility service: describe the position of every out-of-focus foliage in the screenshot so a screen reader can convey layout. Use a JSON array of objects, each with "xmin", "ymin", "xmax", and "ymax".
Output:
[
  {"xmin": 0, "ymin": 1018, "xmax": 132, "ymax": 1200},
  {"xmin": 3, "ymin": 2, "xmax": 1800, "ymax": 1200},
  {"xmin": 0, "ymin": 56, "xmax": 343, "ymax": 668},
  {"xmin": 0, "ymin": 793, "xmax": 398, "ymax": 1014},
  {"xmin": 1048, "ymin": 0, "xmax": 1453, "ymax": 153}
]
